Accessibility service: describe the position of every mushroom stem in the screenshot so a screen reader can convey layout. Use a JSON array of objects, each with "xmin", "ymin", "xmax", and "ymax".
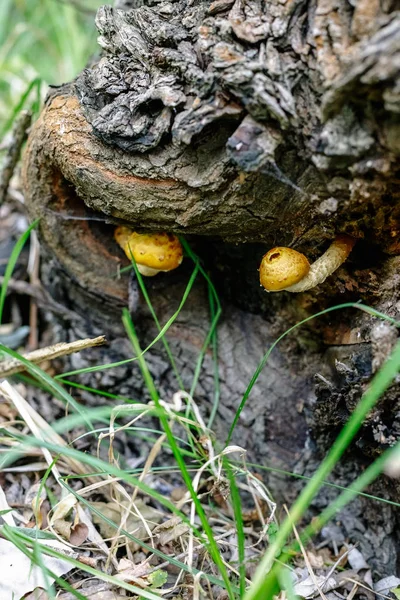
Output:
[
  {"xmin": 259, "ymin": 235, "xmax": 356, "ymax": 293},
  {"xmin": 285, "ymin": 235, "xmax": 355, "ymax": 292},
  {"xmin": 136, "ymin": 264, "xmax": 163, "ymax": 277}
]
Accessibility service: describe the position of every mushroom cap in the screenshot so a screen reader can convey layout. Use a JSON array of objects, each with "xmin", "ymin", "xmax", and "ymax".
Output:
[
  {"xmin": 115, "ymin": 227, "xmax": 183, "ymax": 273},
  {"xmin": 114, "ymin": 226, "xmax": 133, "ymax": 250},
  {"xmin": 259, "ymin": 247, "xmax": 310, "ymax": 291}
]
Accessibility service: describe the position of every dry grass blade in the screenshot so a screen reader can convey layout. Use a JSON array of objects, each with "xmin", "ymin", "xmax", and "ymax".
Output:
[
  {"xmin": 283, "ymin": 504, "xmax": 329, "ymax": 600},
  {"xmin": 342, "ymin": 578, "xmax": 393, "ymax": 600},
  {"xmin": 0, "ymin": 380, "xmax": 63, "ymax": 483},
  {"xmin": 0, "ymin": 335, "xmax": 106, "ymax": 377},
  {"xmin": 0, "ymin": 381, "xmax": 99, "ymax": 483}
]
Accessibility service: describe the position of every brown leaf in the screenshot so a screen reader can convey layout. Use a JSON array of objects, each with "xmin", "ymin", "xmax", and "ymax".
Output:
[
  {"xmin": 70, "ymin": 522, "xmax": 89, "ymax": 546},
  {"xmin": 306, "ymin": 550, "xmax": 325, "ymax": 569},
  {"xmin": 53, "ymin": 518, "xmax": 72, "ymax": 541},
  {"xmin": 57, "ymin": 585, "xmax": 126, "ymax": 600}
]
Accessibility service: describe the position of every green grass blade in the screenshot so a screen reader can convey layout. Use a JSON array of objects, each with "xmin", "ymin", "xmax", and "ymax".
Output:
[
  {"xmin": 227, "ymin": 303, "xmax": 400, "ymax": 444},
  {"xmin": 58, "ymin": 264, "xmax": 200, "ymax": 379},
  {"xmin": 0, "ymin": 344, "xmax": 95, "ymax": 431},
  {"xmin": 179, "ymin": 239, "xmax": 222, "ymax": 424},
  {"xmin": 226, "ymin": 459, "xmax": 246, "ymax": 596},
  {"xmin": 258, "ymin": 440, "xmax": 400, "ymax": 597},
  {"xmin": 0, "ymin": 218, "xmax": 39, "ymax": 324},
  {"xmin": 2, "ymin": 525, "xmax": 169, "ymax": 600},
  {"xmin": 242, "ymin": 460, "xmax": 400, "ymax": 508},
  {"xmin": 302, "ymin": 440, "xmax": 400, "ymax": 542},
  {"xmin": 2, "ymin": 432, "xmax": 237, "ymax": 593},
  {"xmin": 122, "ymin": 309, "xmax": 235, "ymax": 600},
  {"xmin": 60, "ymin": 480, "xmax": 230, "ymax": 589},
  {"xmin": 2, "ymin": 435, "xmax": 204, "ymax": 541},
  {"xmin": 55, "ymin": 378, "xmax": 136, "ymax": 402},
  {"xmin": 127, "ymin": 247, "xmax": 184, "ymax": 389},
  {"xmin": 0, "ymin": 78, "xmax": 41, "ymax": 138},
  {"xmin": 0, "ymin": 0, "xmax": 13, "ymax": 44},
  {"xmin": 207, "ymin": 282, "xmax": 221, "ymax": 428},
  {"xmin": 278, "ymin": 566, "xmax": 300, "ymax": 600}
]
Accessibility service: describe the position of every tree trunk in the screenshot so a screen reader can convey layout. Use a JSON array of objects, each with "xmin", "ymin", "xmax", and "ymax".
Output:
[{"xmin": 22, "ymin": 0, "xmax": 400, "ymax": 574}]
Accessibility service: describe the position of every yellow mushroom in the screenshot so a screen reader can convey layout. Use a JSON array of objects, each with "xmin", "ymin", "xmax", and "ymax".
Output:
[
  {"xmin": 259, "ymin": 235, "xmax": 355, "ymax": 292},
  {"xmin": 114, "ymin": 226, "xmax": 183, "ymax": 276},
  {"xmin": 259, "ymin": 247, "xmax": 310, "ymax": 291}
]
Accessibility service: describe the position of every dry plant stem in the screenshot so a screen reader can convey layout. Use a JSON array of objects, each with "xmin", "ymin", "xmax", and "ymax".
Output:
[
  {"xmin": 347, "ymin": 583, "xmax": 359, "ymax": 600},
  {"xmin": 0, "ymin": 110, "xmax": 32, "ymax": 205},
  {"xmin": 0, "ymin": 335, "xmax": 106, "ymax": 377},
  {"xmin": 106, "ymin": 433, "xmax": 166, "ymax": 569},
  {"xmin": 343, "ymin": 578, "xmax": 385, "ymax": 599},
  {"xmin": 0, "ymin": 276, "xmax": 81, "ymax": 320},
  {"xmin": 130, "ymin": 433, "xmax": 166, "ymax": 503}
]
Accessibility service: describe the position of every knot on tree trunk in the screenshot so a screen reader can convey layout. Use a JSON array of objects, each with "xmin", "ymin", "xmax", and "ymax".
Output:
[{"xmin": 69, "ymin": 0, "xmax": 400, "ymax": 253}]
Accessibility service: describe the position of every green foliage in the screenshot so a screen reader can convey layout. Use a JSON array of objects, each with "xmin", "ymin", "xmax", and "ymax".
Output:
[
  {"xmin": 0, "ymin": 0, "xmax": 103, "ymax": 134},
  {"xmin": 148, "ymin": 570, "xmax": 168, "ymax": 589}
]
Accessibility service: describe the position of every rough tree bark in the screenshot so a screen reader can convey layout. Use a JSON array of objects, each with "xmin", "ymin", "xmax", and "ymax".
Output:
[{"xmin": 23, "ymin": 0, "xmax": 400, "ymax": 574}]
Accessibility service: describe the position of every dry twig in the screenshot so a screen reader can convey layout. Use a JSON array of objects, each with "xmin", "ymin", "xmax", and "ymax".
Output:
[
  {"xmin": 0, "ymin": 275, "xmax": 81, "ymax": 321},
  {"xmin": 0, "ymin": 335, "xmax": 106, "ymax": 377}
]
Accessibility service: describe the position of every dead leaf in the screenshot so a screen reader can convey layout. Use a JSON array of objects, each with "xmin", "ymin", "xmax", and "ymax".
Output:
[
  {"xmin": 22, "ymin": 588, "xmax": 49, "ymax": 600},
  {"xmin": 53, "ymin": 517, "xmax": 88, "ymax": 546},
  {"xmin": 26, "ymin": 482, "xmax": 47, "ymax": 529},
  {"xmin": 347, "ymin": 547, "xmax": 369, "ymax": 571},
  {"xmin": 53, "ymin": 518, "xmax": 72, "ymax": 540},
  {"xmin": 50, "ymin": 493, "xmax": 77, "ymax": 524},
  {"xmin": 91, "ymin": 500, "xmax": 162, "ymax": 550},
  {"xmin": 76, "ymin": 504, "xmax": 111, "ymax": 563},
  {"xmin": 153, "ymin": 516, "xmax": 190, "ymax": 545},
  {"xmin": 70, "ymin": 522, "xmax": 89, "ymax": 546},
  {"xmin": 0, "ymin": 538, "xmax": 76, "ymax": 598},
  {"xmin": 306, "ymin": 550, "xmax": 325, "ymax": 569},
  {"xmin": 25, "ymin": 481, "xmax": 44, "ymax": 507},
  {"xmin": 294, "ymin": 574, "xmax": 338, "ymax": 598},
  {"xmin": 170, "ymin": 486, "xmax": 187, "ymax": 501},
  {"xmin": 57, "ymin": 584, "xmax": 126, "ymax": 600},
  {"xmin": 117, "ymin": 557, "xmax": 150, "ymax": 586},
  {"xmin": 375, "ymin": 576, "xmax": 400, "ymax": 595}
]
